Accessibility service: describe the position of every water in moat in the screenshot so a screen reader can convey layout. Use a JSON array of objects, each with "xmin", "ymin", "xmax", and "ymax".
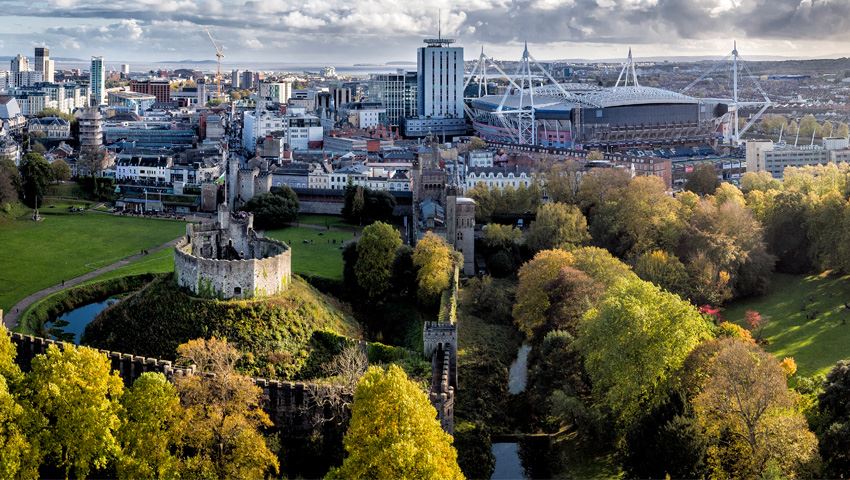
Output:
[
  {"xmin": 508, "ymin": 343, "xmax": 531, "ymax": 394},
  {"xmin": 46, "ymin": 297, "xmax": 119, "ymax": 344}
]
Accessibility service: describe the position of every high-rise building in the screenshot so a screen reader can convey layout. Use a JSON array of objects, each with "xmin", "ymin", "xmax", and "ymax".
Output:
[
  {"xmin": 34, "ymin": 47, "xmax": 53, "ymax": 83},
  {"xmin": 330, "ymin": 85, "xmax": 352, "ymax": 109},
  {"xmin": 258, "ymin": 81, "xmax": 292, "ymax": 104},
  {"xmin": 10, "ymin": 54, "xmax": 29, "ymax": 74},
  {"xmin": 121, "ymin": 64, "xmax": 130, "ymax": 75},
  {"xmin": 231, "ymin": 69, "xmax": 241, "ymax": 89},
  {"xmin": 416, "ymin": 36, "xmax": 464, "ymax": 119},
  {"xmin": 241, "ymin": 71, "xmax": 256, "ymax": 90},
  {"xmin": 130, "ymin": 78, "xmax": 171, "ymax": 103},
  {"xmin": 369, "ymin": 71, "xmax": 418, "ymax": 126},
  {"xmin": 90, "ymin": 56, "xmax": 106, "ymax": 106}
]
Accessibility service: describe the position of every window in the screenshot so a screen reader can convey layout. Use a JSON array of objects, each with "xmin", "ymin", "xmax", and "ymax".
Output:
[{"xmin": 234, "ymin": 286, "xmax": 242, "ymax": 295}]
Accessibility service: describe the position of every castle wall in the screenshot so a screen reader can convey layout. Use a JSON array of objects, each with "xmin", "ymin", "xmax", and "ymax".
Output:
[{"xmin": 175, "ymin": 237, "xmax": 290, "ymax": 300}]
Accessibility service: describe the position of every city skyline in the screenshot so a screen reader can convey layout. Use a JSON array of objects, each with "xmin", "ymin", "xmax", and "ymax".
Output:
[{"xmin": 4, "ymin": 0, "xmax": 850, "ymax": 64}]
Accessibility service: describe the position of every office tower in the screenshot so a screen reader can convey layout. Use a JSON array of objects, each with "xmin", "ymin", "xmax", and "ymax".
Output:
[
  {"xmin": 130, "ymin": 78, "xmax": 171, "ymax": 103},
  {"xmin": 259, "ymin": 81, "xmax": 292, "ymax": 104},
  {"xmin": 369, "ymin": 71, "xmax": 418, "ymax": 126},
  {"xmin": 231, "ymin": 69, "xmax": 241, "ymax": 89},
  {"xmin": 241, "ymin": 71, "xmax": 255, "ymax": 89},
  {"xmin": 330, "ymin": 85, "xmax": 352, "ymax": 109},
  {"xmin": 10, "ymin": 54, "xmax": 29, "ymax": 74},
  {"xmin": 121, "ymin": 64, "xmax": 130, "ymax": 75},
  {"xmin": 34, "ymin": 47, "xmax": 53, "ymax": 83},
  {"xmin": 416, "ymin": 36, "xmax": 464, "ymax": 119},
  {"xmin": 90, "ymin": 56, "xmax": 106, "ymax": 106}
]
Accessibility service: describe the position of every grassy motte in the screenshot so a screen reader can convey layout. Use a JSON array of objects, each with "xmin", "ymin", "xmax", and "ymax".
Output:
[
  {"xmin": 83, "ymin": 273, "xmax": 362, "ymax": 379},
  {"xmin": 0, "ymin": 203, "xmax": 184, "ymax": 311},
  {"xmin": 724, "ymin": 272, "xmax": 850, "ymax": 376}
]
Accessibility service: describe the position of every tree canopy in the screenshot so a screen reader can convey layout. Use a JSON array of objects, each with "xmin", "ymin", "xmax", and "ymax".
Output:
[
  {"xmin": 19, "ymin": 152, "xmax": 52, "ymax": 208},
  {"xmin": 355, "ymin": 221, "xmax": 402, "ymax": 300},
  {"xmin": 328, "ymin": 365, "xmax": 463, "ymax": 480},
  {"xmin": 412, "ymin": 232, "xmax": 454, "ymax": 305},
  {"xmin": 239, "ymin": 186, "xmax": 299, "ymax": 229},
  {"xmin": 525, "ymin": 202, "xmax": 590, "ymax": 252}
]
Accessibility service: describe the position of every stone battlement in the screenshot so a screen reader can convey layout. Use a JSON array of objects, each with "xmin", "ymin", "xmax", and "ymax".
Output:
[{"xmin": 424, "ymin": 264, "xmax": 460, "ymax": 434}]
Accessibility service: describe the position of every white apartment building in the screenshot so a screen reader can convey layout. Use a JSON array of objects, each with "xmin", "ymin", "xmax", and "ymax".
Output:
[
  {"xmin": 90, "ymin": 56, "xmax": 106, "ymax": 106},
  {"xmin": 242, "ymin": 107, "xmax": 323, "ymax": 152},
  {"xmin": 465, "ymin": 165, "xmax": 534, "ymax": 190}
]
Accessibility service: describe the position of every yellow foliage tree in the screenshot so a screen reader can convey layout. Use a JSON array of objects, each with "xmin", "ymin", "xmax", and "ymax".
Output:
[
  {"xmin": 513, "ymin": 249, "xmax": 575, "ymax": 338},
  {"xmin": 413, "ymin": 232, "xmax": 454, "ymax": 305},
  {"xmin": 327, "ymin": 365, "xmax": 463, "ymax": 480}
]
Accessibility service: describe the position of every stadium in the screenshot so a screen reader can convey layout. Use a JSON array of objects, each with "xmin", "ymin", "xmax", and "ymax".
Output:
[
  {"xmin": 465, "ymin": 48, "xmax": 731, "ymax": 150},
  {"xmin": 469, "ymin": 84, "xmax": 726, "ymax": 149}
]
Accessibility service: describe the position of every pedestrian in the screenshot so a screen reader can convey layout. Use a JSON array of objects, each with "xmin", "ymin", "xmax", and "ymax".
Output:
[{"xmin": 61, "ymin": 279, "xmax": 64, "ymax": 286}]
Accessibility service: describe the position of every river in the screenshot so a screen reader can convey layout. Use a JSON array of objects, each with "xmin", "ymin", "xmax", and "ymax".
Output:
[
  {"xmin": 46, "ymin": 298, "xmax": 118, "ymax": 344},
  {"xmin": 491, "ymin": 343, "xmax": 534, "ymax": 479}
]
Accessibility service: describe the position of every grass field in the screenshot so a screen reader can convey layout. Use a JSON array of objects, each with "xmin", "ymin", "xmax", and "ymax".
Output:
[
  {"xmin": 724, "ymin": 272, "xmax": 850, "ymax": 376},
  {"xmin": 295, "ymin": 214, "xmax": 354, "ymax": 229},
  {"xmin": 264, "ymin": 225, "xmax": 357, "ymax": 280},
  {"xmin": 0, "ymin": 203, "xmax": 184, "ymax": 311}
]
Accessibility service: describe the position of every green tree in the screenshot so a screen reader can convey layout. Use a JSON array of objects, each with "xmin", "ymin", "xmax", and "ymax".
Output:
[
  {"xmin": 117, "ymin": 372, "xmax": 186, "ymax": 480},
  {"xmin": 543, "ymin": 160, "xmax": 583, "ymax": 204},
  {"xmin": 817, "ymin": 360, "xmax": 850, "ymax": 476},
  {"xmin": 762, "ymin": 190, "xmax": 811, "ymax": 273},
  {"xmin": 342, "ymin": 186, "xmax": 396, "ymax": 225},
  {"xmin": 482, "ymin": 223, "xmax": 521, "ymax": 250},
  {"xmin": 50, "ymin": 159, "xmax": 71, "ymax": 182},
  {"xmin": 355, "ymin": 221, "xmax": 402, "ymax": 300},
  {"xmin": 327, "ymin": 365, "xmax": 463, "ymax": 480},
  {"xmin": 174, "ymin": 337, "xmax": 279, "ymax": 479},
  {"xmin": 239, "ymin": 186, "xmax": 299, "ymax": 229},
  {"xmin": 37, "ymin": 108, "xmax": 76, "ymax": 123},
  {"xmin": 0, "ymin": 157, "xmax": 21, "ymax": 207},
  {"xmin": 525, "ymin": 202, "xmax": 590, "ymax": 252},
  {"xmin": 19, "ymin": 152, "xmax": 52, "ymax": 208},
  {"xmin": 351, "ymin": 186, "xmax": 365, "ymax": 224},
  {"xmin": 578, "ymin": 277, "xmax": 713, "ymax": 428},
  {"xmin": 23, "ymin": 344, "xmax": 124, "ymax": 479},
  {"xmin": 684, "ymin": 163, "xmax": 720, "ymax": 196},
  {"xmin": 412, "ymin": 232, "xmax": 454, "ymax": 305},
  {"xmin": 739, "ymin": 171, "xmax": 781, "ymax": 193}
]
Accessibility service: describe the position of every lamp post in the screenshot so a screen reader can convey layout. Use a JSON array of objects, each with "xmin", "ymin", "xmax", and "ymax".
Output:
[{"xmin": 143, "ymin": 188, "xmax": 148, "ymax": 213}]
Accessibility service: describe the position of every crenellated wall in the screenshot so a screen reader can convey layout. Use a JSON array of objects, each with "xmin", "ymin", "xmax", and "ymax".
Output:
[
  {"xmin": 9, "ymin": 332, "xmax": 347, "ymax": 434},
  {"xmin": 424, "ymin": 264, "xmax": 459, "ymax": 434}
]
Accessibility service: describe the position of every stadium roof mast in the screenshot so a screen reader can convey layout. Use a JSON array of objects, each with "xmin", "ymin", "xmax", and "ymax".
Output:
[
  {"xmin": 681, "ymin": 41, "xmax": 772, "ymax": 146},
  {"xmin": 614, "ymin": 48, "xmax": 640, "ymax": 88}
]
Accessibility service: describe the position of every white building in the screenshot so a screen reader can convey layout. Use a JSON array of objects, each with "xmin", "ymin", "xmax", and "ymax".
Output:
[
  {"xmin": 10, "ymin": 54, "xmax": 28, "ymax": 75},
  {"xmin": 466, "ymin": 149, "xmax": 494, "ymax": 168},
  {"xmin": 242, "ymin": 106, "xmax": 323, "ymax": 152},
  {"xmin": 417, "ymin": 37, "xmax": 464, "ymax": 119},
  {"xmin": 347, "ymin": 106, "xmax": 386, "ymax": 129},
  {"xmin": 259, "ymin": 81, "xmax": 293, "ymax": 104},
  {"xmin": 90, "ymin": 56, "xmax": 106, "ymax": 106},
  {"xmin": 27, "ymin": 116, "xmax": 71, "ymax": 139},
  {"xmin": 115, "ymin": 156, "xmax": 174, "ymax": 183},
  {"xmin": 466, "ymin": 165, "xmax": 533, "ymax": 190}
]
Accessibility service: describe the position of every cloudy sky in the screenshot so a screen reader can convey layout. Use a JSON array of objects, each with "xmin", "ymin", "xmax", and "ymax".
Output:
[{"xmin": 3, "ymin": 0, "xmax": 850, "ymax": 65}]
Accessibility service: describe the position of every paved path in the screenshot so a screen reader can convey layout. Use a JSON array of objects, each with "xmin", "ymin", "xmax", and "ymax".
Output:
[{"xmin": 3, "ymin": 237, "xmax": 182, "ymax": 329}]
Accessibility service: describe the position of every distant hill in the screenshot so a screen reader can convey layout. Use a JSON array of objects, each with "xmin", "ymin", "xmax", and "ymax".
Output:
[
  {"xmin": 157, "ymin": 59, "xmax": 217, "ymax": 64},
  {"xmin": 0, "ymin": 55, "xmax": 85, "ymax": 62}
]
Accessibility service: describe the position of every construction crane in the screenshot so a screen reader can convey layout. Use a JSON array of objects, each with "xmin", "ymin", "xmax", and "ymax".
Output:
[{"xmin": 205, "ymin": 28, "xmax": 224, "ymax": 97}]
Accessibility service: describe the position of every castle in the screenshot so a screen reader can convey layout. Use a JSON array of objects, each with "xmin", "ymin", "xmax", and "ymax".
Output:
[{"xmin": 174, "ymin": 205, "xmax": 291, "ymax": 299}]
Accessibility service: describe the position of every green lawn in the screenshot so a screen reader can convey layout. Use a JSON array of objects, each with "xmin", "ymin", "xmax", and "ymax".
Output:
[
  {"xmin": 295, "ymin": 214, "xmax": 353, "ymax": 229},
  {"xmin": 724, "ymin": 272, "xmax": 850, "ymax": 376},
  {"xmin": 0, "ymin": 205, "xmax": 184, "ymax": 311},
  {"xmin": 264, "ymin": 226, "xmax": 357, "ymax": 280}
]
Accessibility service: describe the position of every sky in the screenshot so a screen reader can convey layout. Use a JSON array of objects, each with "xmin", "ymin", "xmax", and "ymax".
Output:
[{"xmin": 3, "ymin": 0, "xmax": 850, "ymax": 65}]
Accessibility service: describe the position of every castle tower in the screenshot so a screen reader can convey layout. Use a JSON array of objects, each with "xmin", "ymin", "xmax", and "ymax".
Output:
[{"xmin": 446, "ymin": 195, "xmax": 475, "ymax": 276}]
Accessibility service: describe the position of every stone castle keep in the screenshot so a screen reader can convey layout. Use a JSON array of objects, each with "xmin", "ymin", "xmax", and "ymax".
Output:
[{"xmin": 174, "ymin": 206, "xmax": 291, "ymax": 299}]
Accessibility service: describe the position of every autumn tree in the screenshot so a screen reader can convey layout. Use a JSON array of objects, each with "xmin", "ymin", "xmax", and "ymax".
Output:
[
  {"xmin": 412, "ymin": 232, "xmax": 454, "ymax": 305},
  {"xmin": 0, "ymin": 326, "xmax": 35, "ymax": 479},
  {"xmin": 543, "ymin": 160, "xmax": 583, "ymax": 204},
  {"xmin": 482, "ymin": 223, "xmax": 521, "ymax": 250},
  {"xmin": 544, "ymin": 266, "xmax": 603, "ymax": 335},
  {"xmin": 693, "ymin": 339, "xmax": 819, "ymax": 478},
  {"xmin": 117, "ymin": 372, "xmax": 187, "ymax": 479},
  {"xmin": 745, "ymin": 309, "xmax": 767, "ymax": 342},
  {"xmin": 174, "ymin": 337, "xmax": 279, "ymax": 479},
  {"xmin": 632, "ymin": 249, "xmax": 688, "ymax": 297},
  {"xmin": 23, "ymin": 344, "xmax": 124, "ymax": 478},
  {"xmin": 739, "ymin": 171, "xmax": 781, "ymax": 193},
  {"xmin": 327, "ymin": 365, "xmax": 463, "ymax": 480},
  {"xmin": 355, "ymin": 221, "xmax": 402, "ymax": 300},
  {"xmin": 578, "ymin": 277, "xmax": 713, "ymax": 428},
  {"xmin": 513, "ymin": 249, "xmax": 574, "ymax": 338},
  {"xmin": 525, "ymin": 202, "xmax": 590, "ymax": 252}
]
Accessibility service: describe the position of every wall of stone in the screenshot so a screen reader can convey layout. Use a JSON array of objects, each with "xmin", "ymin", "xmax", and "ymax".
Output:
[
  {"xmin": 424, "ymin": 264, "xmax": 459, "ymax": 434},
  {"xmin": 298, "ymin": 200, "xmax": 344, "ymax": 215},
  {"xmin": 9, "ymin": 333, "xmax": 347, "ymax": 435},
  {"xmin": 175, "ymin": 237, "xmax": 291, "ymax": 300}
]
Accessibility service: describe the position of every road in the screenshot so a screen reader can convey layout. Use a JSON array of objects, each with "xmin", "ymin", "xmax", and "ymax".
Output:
[{"xmin": 3, "ymin": 237, "xmax": 182, "ymax": 329}]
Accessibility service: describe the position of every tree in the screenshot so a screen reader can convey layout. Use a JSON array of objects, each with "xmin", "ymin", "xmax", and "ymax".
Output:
[
  {"xmin": 482, "ymin": 223, "xmax": 521, "ymax": 250},
  {"xmin": 117, "ymin": 372, "xmax": 186, "ymax": 480},
  {"xmin": 412, "ymin": 232, "xmax": 453, "ymax": 305},
  {"xmin": 342, "ymin": 186, "xmax": 396, "ymax": 225},
  {"xmin": 513, "ymin": 249, "xmax": 575, "ymax": 338},
  {"xmin": 543, "ymin": 160, "xmax": 583, "ymax": 204},
  {"xmin": 174, "ymin": 338, "xmax": 279, "ymax": 479},
  {"xmin": 23, "ymin": 344, "xmax": 124, "ymax": 478},
  {"xmin": 745, "ymin": 309, "xmax": 767, "ymax": 342},
  {"xmin": 740, "ymin": 171, "xmax": 781, "ymax": 193},
  {"xmin": 633, "ymin": 249, "xmax": 688, "ymax": 296},
  {"xmin": 0, "ymin": 157, "xmax": 20, "ymax": 207},
  {"xmin": 525, "ymin": 202, "xmax": 590, "ymax": 252},
  {"xmin": 569, "ymin": 245, "xmax": 637, "ymax": 288},
  {"xmin": 50, "ymin": 159, "xmax": 71, "ymax": 182},
  {"xmin": 684, "ymin": 163, "xmax": 720, "ymax": 196},
  {"xmin": 327, "ymin": 365, "xmax": 463, "ymax": 480},
  {"xmin": 693, "ymin": 339, "xmax": 819, "ymax": 478},
  {"xmin": 0, "ymin": 376, "xmax": 37, "ymax": 480},
  {"xmin": 578, "ymin": 277, "xmax": 713, "ymax": 428},
  {"xmin": 37, "ymin": 108, "xmax": 76, "ymax": 123},
  {"xmin": 355, "ymin": 221, "xmax": 402, "ymax": 300},
  {"xmin": 239, "ymin": 186, "xmax": 299, "ymax": 229},
  {"xmin": 351, "ymin": 186, "xmax": 365, "ymax": 224},
  {"xmin": 817, "ymin": 360, "xmax": 850, "ymax": 476},
  {"xmin": 18, "ymin": 152, "xmax": 52, "ymax": 208},
  {"xmin": 544, "ymin": 266, "xmax": 602, "ymax": 335}
]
